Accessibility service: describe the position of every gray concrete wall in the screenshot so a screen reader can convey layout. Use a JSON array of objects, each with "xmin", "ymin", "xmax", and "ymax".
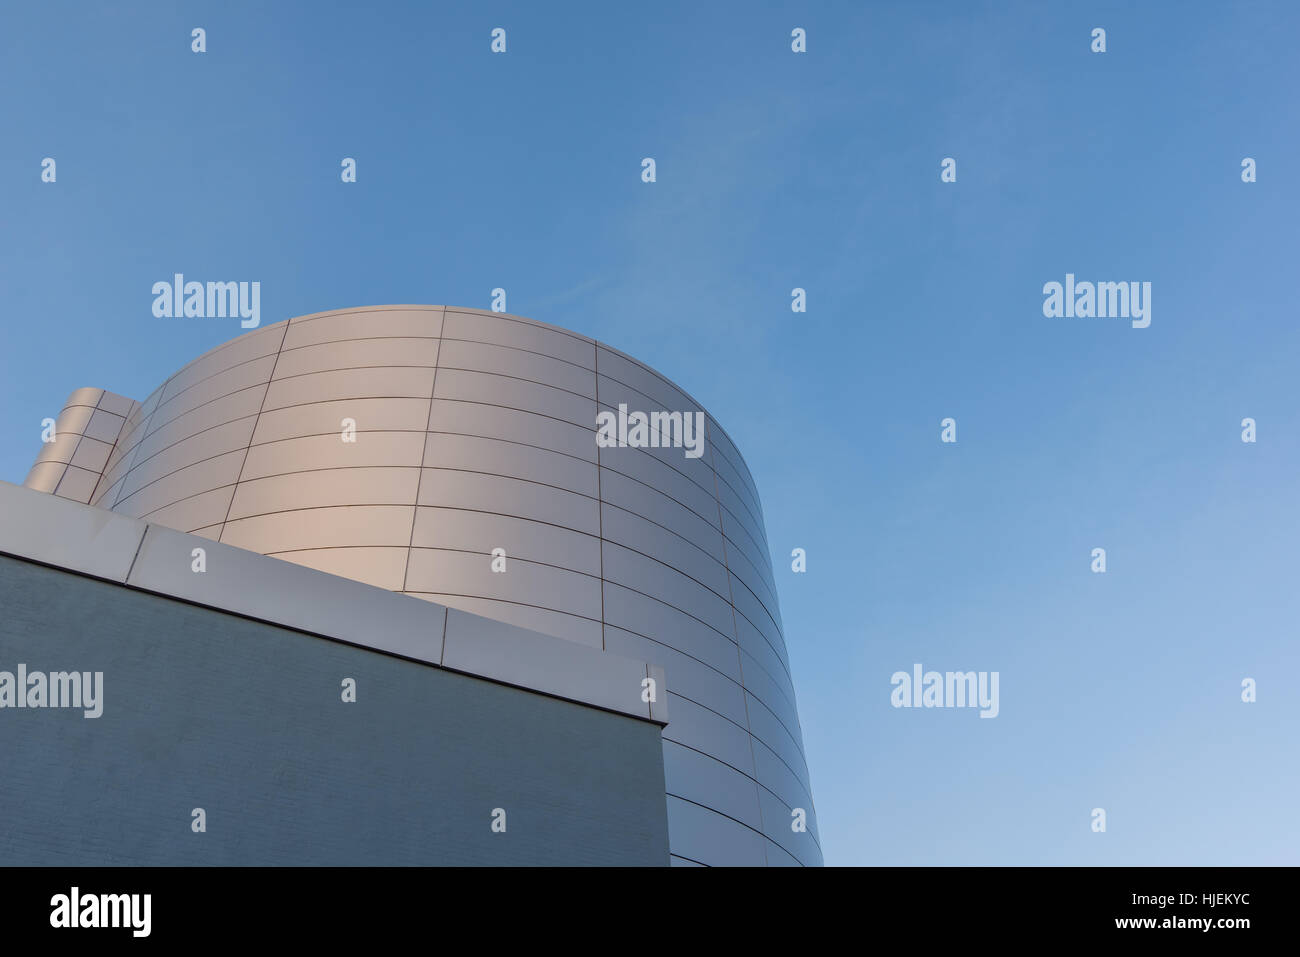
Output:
[{"xmin": 0, "ymin": 555, "xmax": 669, "ymax": 866}]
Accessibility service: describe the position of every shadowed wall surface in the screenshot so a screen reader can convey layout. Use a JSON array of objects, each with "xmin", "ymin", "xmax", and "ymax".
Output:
[{"xmin": 0, "ymin": 554, "xmax": 669, "ymax": 866}]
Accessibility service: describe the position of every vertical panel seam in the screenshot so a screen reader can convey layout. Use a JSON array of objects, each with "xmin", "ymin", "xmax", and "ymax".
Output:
[
  {"xmin": 51, "ymin": 401, "xmax": 89, "ymax": 501},
  {"xmin": 124, "ymin": 524, "xmax": 151, "ymax": 582},
  {"xmin": 402, "ymin": 306, "xmax": 445, "ymax": 593},
  {"xmin": 86, "ymin": 401, "xmax": 134, "ymax": 507},
  {"xmin": 109, "ymin": 353, "xmax": 197, "ymax": 510},
  {"xmin": 216, "ymin": 321, "xmax": 292, "ymax": 542}
]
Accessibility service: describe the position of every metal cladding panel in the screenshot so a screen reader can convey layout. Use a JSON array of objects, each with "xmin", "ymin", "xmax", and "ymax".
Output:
[
  {"xmin": 120, "ymin": 417, "xmax": 257, "ymax": 501},
  {"xmin": 410, "ymin": 592, "xmax": 606, "ymax": 650},
  {"xmin": 130, "ymin": 387, "xmax": 264, "ymax": 469},
  {"xmin": 140, "ymin": 486, "xmax": 237, "ymax": 534},
  {"xmin": 23, "ymin": 461, "xmax": 66, "ymax": 493},
  {"xmin": 662, "ymin": 741, "xmax": 763, "ymax": 831},
  {"xmin": 229, "ymin": 467, "xmax": 421, "ymax": 519},
  {"xmin": 160, "ymin": 323, "xmax": 284, "ymax": 402},
  {"xmin": 282, "ymin": 307, "xmax": 445, "ymax": 349},
  {"xmin": 598, "ymin": 467, "xmax": 725, "ymax": 556},
  {"xmin": 428, "ymin": 397, "xmax": 596, "ymax": 462},
  {"xmin": 270, "ymin": 545, "xmax": 412, "ymax": 591},
  {"xmin": 153, "ymin": 353, "xmax": 278, "ymax": 427},
  {"xmin": 404, "ymin": 547, "xmax": 604, "ymax": 622},
  {"xmin": 665, "ymin": 796, "xmax": 768, "ymax": 867},
  {"xmin": 599, "ymin": 440, "xmax": 721, "ymax": 526},
  {"xmin": 438, "ymin": 338, "xmax": 597, "ymax": 398},
  {"xmin": 263, "ymin": 366, "xmax": 435, "ymax": 410},
  {"xmin": 240, "ymin": 431, "xmax": 424, "ymax": 479},
  {"xmin": 443, "ymin": 309, "xmax": 595, "ymax": 369},
  {"xmin": 412, "ymin": 506, "xmax": 602, "ymax": 578},
  {"xmin": 434, "ymin": 367, "xmax": 596, "ymax": 429},
  {"xmin": 113, "ymin": 449, "xmax": 247, "ymax": 519},
  {"xmin": 603, "ymin": 625, "xmax": 749, "ymax": 727},
  {"xmin": 222, "ymin": 504, "xmax": 416, "ymax": 552},
  {"xmin": 20, "ymin": 304, "xmax": 822, "ymax": 866},
  {"xmin": 273, "ymin": 336, "xmax": 440, "ymax": 379},
  {"xmin": 252, "ymin": 396, "xmax": 429, "ymax": 444}
]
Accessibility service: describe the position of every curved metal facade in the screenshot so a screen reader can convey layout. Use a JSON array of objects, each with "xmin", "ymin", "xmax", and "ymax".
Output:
[{"xmin": 24, "ymin": 305, "xmax": 822, "ymax": 866}]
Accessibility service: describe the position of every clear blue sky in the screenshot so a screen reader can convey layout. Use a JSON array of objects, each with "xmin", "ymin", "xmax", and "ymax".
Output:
[{"xmin": 3, "ymin": 1, "xmax": 1297, "ymax": 865}]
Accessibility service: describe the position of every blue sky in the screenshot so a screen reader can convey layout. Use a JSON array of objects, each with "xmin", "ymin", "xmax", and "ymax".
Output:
[{"xmin": 3, "ymin": 1, "xmax": 1297, "ymax": 864}]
